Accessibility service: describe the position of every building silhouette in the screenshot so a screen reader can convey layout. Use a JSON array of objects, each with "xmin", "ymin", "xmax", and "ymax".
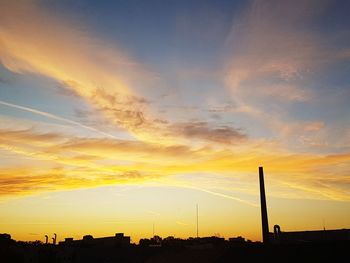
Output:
[
  {"xmin": 59, "ymin": 233, "xmax": 130, "ymax": 247},
  {"xmin": 259, "ymin": 166, "xmax": 350, "ymax": 243}
]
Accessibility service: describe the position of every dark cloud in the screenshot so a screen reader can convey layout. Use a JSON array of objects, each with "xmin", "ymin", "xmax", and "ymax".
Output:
[
  {"xmin": 53, "ymin": 137, "xmax": 194, "ymax": 158},
  {"xmin": 0, "ymin": 172, "xmax": 66, "ymax": 195},
  {"xmin": 74, "ymin": 108, "xmax": 126, "ymax": 133},
  {"xmin": 89, "ymin": 87, "xmax": 152, "ymax": 129},
  {"xmin": 55, "ymin": 81, "xmax": 81, "ymax": 98},
  {"xmin": 170, "ymin": 121, "xmax": 246, "ymax": 144},
  {"xmin": 91, "ymin": 87, "xmax": 150, "ymax": 106},
  {"xmin": 208, "ymin": 103, "xmax": 236, "ymax": 113},
  {"xmin": 210, "ymin": 113, "xmax": 221, "ymax": 120},
  {"xmin": 163, "ymin": 105, "xmax": 199, "ymax": 110},
  {"xmin": 74, "ymin": 109, "xmax": 91, "ymax": 119},
  {"xmin": 102, "ymin": 106, "xmax": 146, "ymax": 127},
  {"xmin": 153, "ymin": 118, "xmax": 169, "ymax": 124},
  {"xmin": 0, "ymin": 129, "xmax": 63, "ymax": 144},
  {"xmin": 56, "ymin": 81, "xmax": 153, "ymax": 133},
  {"xmin": 0, "ymin": 128, "xmax": 196, "ymax": 161}
]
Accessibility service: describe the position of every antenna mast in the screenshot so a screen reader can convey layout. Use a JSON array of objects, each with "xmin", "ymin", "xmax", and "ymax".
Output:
[
  {"xmin": 323, "ymin": 219, "xmax": 326, "ymax": 231},
  {"xmin": 196, "ymin": 204, "xmax": 199, "ymax": 238}
]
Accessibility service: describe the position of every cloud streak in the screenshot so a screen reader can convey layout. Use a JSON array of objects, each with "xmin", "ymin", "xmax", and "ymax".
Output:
[
  {"xmin": 0, "ymin": 128, "xmax": 349, "ymax": 201},
  {"xmin": 169, "ymin": 121, "xmax": 246, "ymax": 144},
  {"xmin": 0, "ymin": 100, "xmax": 117, "ymax": 138}
]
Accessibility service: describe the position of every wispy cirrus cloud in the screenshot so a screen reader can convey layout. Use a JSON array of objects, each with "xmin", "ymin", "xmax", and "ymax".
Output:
[
  {"xmin": 0, "ymin": 1, "xmax": 246, "ymax": 146},
  {"xmin": 225, "ymin": 0, "xmax": 342, "ymax": 91},
  {"xmin": 223, "ymin": 0, "xmax": 350, "ymax": 151}
]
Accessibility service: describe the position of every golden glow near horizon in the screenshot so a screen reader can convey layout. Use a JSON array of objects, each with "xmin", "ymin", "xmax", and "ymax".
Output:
[{"xmin": 0, "ymin": 0, "xmax": 350, "ymax": 243}]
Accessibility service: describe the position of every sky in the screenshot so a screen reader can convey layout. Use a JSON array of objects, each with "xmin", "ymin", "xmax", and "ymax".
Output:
[{"xmin": 0, "ymin": 0, "xmax": 350, "ymax": 243}]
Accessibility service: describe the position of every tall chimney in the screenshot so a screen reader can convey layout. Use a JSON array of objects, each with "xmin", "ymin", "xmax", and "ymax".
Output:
[{"xmin": 259, "ymin": 166, "xmax": 269, "ymax": 243}]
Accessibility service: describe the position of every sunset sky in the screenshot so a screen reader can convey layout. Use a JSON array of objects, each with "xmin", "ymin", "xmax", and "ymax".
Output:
[{"xmin": 1, "ymin": 0, "xmax": 350, "ymax": 243}]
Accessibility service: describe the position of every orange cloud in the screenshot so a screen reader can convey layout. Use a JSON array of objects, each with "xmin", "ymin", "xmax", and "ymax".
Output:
[
  {"xmin": 0, "ymin": 167, "xmax": 153, "ymax": 197},
  {"xmin": 0, "ymin": 1, "xmax": 248, "ymax": 146},
  {"xmin": 0, "ymin": 0, "xmax": 158, "ymax": 140},
  {"xmin": 0, "ymin": 128, "xmax": 349, "ymax": 201}
]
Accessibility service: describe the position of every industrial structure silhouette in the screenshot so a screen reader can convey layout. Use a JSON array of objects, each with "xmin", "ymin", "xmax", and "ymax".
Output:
[
  {"xmin": 258, "ymin": 166, "xmax": 350, "ymax": 244},
  {"xmin": 1, "ymin": 167, "xmax": 350, "ymax": 262}
]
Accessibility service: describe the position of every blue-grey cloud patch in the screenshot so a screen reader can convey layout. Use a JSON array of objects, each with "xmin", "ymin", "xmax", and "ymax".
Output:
[{"xmin": 170, "ymin": 121, "xmax": 246, "ymax": 144}]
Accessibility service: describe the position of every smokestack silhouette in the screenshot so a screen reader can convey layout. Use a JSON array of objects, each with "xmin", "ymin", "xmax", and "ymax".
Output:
[
  {"xmin": 259, "ymin": 167, "xmax": 269, "ymax": 243},
  {"xmin": 45, "ymin": 235, "xmax": 48, "ymax": 244}
]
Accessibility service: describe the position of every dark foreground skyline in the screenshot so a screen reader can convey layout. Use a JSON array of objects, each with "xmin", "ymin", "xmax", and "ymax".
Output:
[
  {"xmin": 2, "ymin": 231, "xmax": 350, "ymax": 263},
  {"xmin": 1, "ymin": 167, "xmax": 350, "ymax": 262}
]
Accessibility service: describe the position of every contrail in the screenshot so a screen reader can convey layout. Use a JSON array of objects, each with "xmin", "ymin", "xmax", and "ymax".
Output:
[
  {"xmin": 189, "ymin": 186, "xmax": 259, "ymax": 207},
  {"xmin": 0, "ymin": 100, "xmax": 117, "ymax": 139},
  {"xmin": 150, "ymin": 181, "xmax": 258, "ymax": 207}
]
